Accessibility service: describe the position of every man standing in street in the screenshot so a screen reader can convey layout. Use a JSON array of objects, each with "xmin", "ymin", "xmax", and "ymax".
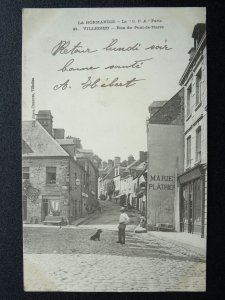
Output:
[{"xmin": 117, "ymin": 207, "xmax": 129, "ymax": 244}]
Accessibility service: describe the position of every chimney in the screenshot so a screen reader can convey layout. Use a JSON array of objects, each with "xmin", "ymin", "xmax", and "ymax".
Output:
[
  {"xmin": 139, "ymin": 151, "xmax": 147, "ymax": 162},
  {"xmin": 192, "ymin": 23, "xmax": 206, "ymax": 49},
  {"xmin": 36, "ymin": 110, "xmax": 53, "ymax": 136},
  {"xmin": 127, "ymin": 155, "xmax": 135, "ymax": 166},
  {"xmin": 53, "ymin": 128, "xmax": 65, "ymax": 139},
  {"xmin": 114, "ymin": 157, "xmax": 120, "ymax": 167},
  {"xmin": 108, "ymin": 159, "xmax": 113, "ymax": 169}
]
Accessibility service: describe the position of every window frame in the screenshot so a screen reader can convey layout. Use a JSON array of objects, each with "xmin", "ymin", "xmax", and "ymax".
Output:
[
  {"xmin": 196, "ymin": 69, "xmax": 202, "ymax": 107},
  {"xmin": 186, "ymin": 136, "xmax": 192, "ymax": 168},
  {"xmin": 46, "ymin": 167, "xmax": 57, "ymax": 184},
  {"xmin": 195, "ymin": 127, "xmax": 202, "ymax": 163},
  {"xmin": 186, "ymin": 84, "xmax": 192, "ymax": 118}
]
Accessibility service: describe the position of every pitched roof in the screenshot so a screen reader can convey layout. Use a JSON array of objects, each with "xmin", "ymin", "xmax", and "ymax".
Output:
[
  {"xmin": 150, "ymin": 101, "xmax": 167, "ymax": 108},
  {"xmin": 148, "ymin": 88, "xmax": 184, "ymax": 125},
  {"xmin": 56, "ymin": 139, "xmax": 75, "ymax": 145},
  {"xmin": 102, "ymin": 167, "xmax": 115, "ymax": 180},
  {"xmin": 135, "ymin": 161, "xmax": 147, "ymax": 170},
  {"xmin": 22, "ymin": 121, "xmax": 69, "ymax": 157},
  {"xmin": 126, "ymin": 160, "xmax": 138, "ymax": 169}
]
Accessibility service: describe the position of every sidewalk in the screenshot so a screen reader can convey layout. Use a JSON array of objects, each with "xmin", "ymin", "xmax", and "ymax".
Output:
[{"xmin": 147, "ymin": 231, "xmax": 206, "ymax": 257}]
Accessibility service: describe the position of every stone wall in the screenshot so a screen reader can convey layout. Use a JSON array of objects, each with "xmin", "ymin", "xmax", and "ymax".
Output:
[{"xmin": 23, "ymin": 157, "xmax": 83, "ymax": 224}]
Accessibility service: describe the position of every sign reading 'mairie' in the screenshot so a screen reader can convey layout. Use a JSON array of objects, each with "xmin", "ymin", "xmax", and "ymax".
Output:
[{"xmin": 149, "ymin": 174, "xmax": 175, "ymax": 191}]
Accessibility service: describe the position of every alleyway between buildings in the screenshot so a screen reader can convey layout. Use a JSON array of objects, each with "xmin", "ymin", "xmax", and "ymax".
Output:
[{"xmin": 23, "ymin": 200, "xmax": 206, "ymax": 292}]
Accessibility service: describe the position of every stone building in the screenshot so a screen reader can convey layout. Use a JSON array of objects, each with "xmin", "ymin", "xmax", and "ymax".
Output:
[
  {"xmin": 146, "ymin": 89, "xmax": 184, "ymax": 230},
  {"xmin": 178, "ymin": 23, "xmax": 207, "ymax": 238},
  {"xmin": 22, "ymin": 120, "xmax": 83, "ymax": 224},
  {"xmin": 76, "ymin": 156, "xmax": 99, "ymax": 213}
]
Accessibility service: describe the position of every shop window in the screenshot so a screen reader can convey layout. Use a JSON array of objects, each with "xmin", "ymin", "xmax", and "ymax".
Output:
[
  {"xmin": 196, "ymin": 127, "xmax": 201, "ymax": 162},
  {"xmin": 46, "ymin": 167, "xmax": 56, "ymax": 184},
  {"xmin": 22, "ymin": 167, "xmax": 30, "ymax": 179},
  {"xmin": 186, "ymin": 136, "xmax": 191, "ymax": 168},
  {"xmin": 186, "ymin": 84, "xmax": 192, "ymax": 117},
  {"xmin": 196, "ymin": 69, "xmax": 202, "ymax": 106}
]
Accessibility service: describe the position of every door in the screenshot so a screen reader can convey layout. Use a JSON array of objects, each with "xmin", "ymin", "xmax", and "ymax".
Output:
[
  {"xmin": 188, "ymin": 182, "xmax": 193, "ymax": 233},
  {"xmin": 182, "ymin": 184, "xmax": 189, "ymax": 233},
  {"xmin": 193, "ymin": 178, "xmax": 202, "ymax": 235},
  {"xmin": 74, "ymin": 200, "xmax": 78, "ymax": 220},
  {"xmin": 42, "ymin": 198, "xmax": 49, "ymax": 221}
]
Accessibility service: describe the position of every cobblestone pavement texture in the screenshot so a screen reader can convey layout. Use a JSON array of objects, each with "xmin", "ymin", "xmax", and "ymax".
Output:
[
  {"xmin": 24, "ymin": 200, "xmax": 206, "ymax": 292},
  {"xmin": 24, "ymin": 226, "xmax": 206, "ymax": 292}
]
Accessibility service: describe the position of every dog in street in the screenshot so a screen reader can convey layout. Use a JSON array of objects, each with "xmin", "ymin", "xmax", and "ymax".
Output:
[{"xmin": 90, "ymin": 229, "xmax": 102, "ymax": 241}]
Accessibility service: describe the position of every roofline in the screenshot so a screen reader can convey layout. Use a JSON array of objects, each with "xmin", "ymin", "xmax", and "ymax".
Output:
[
  {"xmin": 102, "ymin": 167, "xmax": 115, "ymax": 180},
  {"xmin": 22, "ymin": 120, "xmax": 69, "ymax": 157},
  {"xmin": 148, "ymin": 87, "xmax": 184, "ymax": 123},
  {"xmin": 179, "ymin": 33, "xmax": 206, "ymax": 86}
]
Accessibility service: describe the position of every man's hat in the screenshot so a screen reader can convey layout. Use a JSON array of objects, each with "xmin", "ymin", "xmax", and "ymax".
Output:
[{"xmin": 120, "ymin": 207, "xmax": 125, "ymax": 211}]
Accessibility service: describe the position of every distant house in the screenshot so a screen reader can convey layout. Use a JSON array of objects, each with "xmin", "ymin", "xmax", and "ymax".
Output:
[{"xmin": 76, "ymin": 156, "xmax": 99, "ymax": 213}]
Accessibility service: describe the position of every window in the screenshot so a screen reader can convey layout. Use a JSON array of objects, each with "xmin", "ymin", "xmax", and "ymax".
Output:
[
  {"xmin": 22, "ymin": 167, "xmax": 29, "ymax": 179},
  {"xmin": 196, "ymin": 69, "xmax": 202, "ymax": 106},
  {"xmin": 196, "ymin": 127, "xmax": 201, "ymax": 162},
  {"xmin": 46, "ymin": 167, "xmax": 56, "ymax": 184},
  {"xmin": 186, "ymin": 136, "xmax": 191, "ymax": 167},
  {"xmin": 186, "ymin": 84, "xmax": 192, "ymax": 117}
]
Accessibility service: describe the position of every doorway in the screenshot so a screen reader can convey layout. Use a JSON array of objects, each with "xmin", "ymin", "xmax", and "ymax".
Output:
[{"xmin": 42, "ymin": 198, "xmax": 49, "ymax": 221}]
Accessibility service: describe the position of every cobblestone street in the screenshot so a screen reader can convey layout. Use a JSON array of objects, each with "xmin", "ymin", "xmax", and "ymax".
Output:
[
  {"xmin": 23, "ymin": 201, "xmax": 206, "ymax": 292},
  {"xmin": 24, "ymin": 226, "xmax": 205, "ymax": 291}
]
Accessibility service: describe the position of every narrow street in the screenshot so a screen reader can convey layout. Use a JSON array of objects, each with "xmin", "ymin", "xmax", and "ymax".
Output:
[{"xmin": 23, "ymin": 200, "xmax": 206, "ymax": 292}]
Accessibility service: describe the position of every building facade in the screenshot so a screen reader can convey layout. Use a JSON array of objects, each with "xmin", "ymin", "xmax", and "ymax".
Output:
[
  {"xmin": 178, "ymin": 23, "xmax": 207, "ymax": 238},
  {"xmin": 22, "ymin": 110, "xmax": 100, "ymax": 224},
  {"xmin": 22, "ymin": 121, "xmax": 83, "ymax": 224},
  {"xmin": 77, "ymin": 157, "xmax": 99, "ymax": 213},
  {"xmin": 146, "ymin": 89, "xmax": 184, "ymax": 230}
]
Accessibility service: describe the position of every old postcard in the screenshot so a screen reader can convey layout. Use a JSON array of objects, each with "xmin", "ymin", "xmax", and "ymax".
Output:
[{"xmin": 22, "ymin": 7, "xmax": 207, "ymax": 292}]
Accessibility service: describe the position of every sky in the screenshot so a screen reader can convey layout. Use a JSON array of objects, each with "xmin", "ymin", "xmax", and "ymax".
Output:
[{"xmin": 22, "ymin": 7, "xmax": 206, "ymax": 162}]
